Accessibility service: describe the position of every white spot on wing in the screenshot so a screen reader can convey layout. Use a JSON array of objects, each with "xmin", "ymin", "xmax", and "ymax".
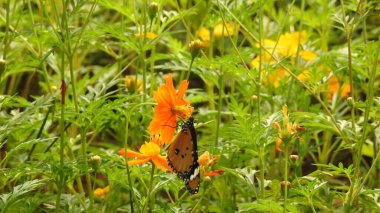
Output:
[{"xmin": 189, "ymin": 167, "xmax": 199, "ymax": 181}]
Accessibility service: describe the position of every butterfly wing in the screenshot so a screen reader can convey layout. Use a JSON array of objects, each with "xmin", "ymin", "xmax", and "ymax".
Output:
[
  {"xmin": 167, "ymin": 127, "xmax": 194, "ymax": 179},
  {"xmin": 167, "ymin": 117, "xmax": 200, "ymax": 187},
  {"xmin": 185, "ymin": 171, "xmax": 200, "ymax": 194}
]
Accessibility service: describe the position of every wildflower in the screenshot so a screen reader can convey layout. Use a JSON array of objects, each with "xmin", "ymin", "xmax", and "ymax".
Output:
[
  {"xmin": 125, "ymin": 75, "xmax": 142, "ymax": 93},
  {"xmin": 94, "ymin": 185, "xmax": 110, "ymax": 199},
  {"xmin": 197, "ymin": 27, "xmax": 210, "ymax": 42},
  {"xmin": 327, "ymin": 75, "xmax": 350, "ymax": 100},
  {"xmin": 135, "ymin": 32, "xmax": 157, "ymax": 39},
  {"xmin": 213, "ymin": 21, "xmax": 236, "ymax": 38},
  {"xmin": 272, "ymin": 104, "xmax": 303, "ymax": 153},
  {"xmin": 118, "ymin": 141, "xmax": 172, "ymax": 172},
  {"xmin": 198, "ymin": 151, "xmax": 224, "ymax": 178},
  {"xmin": 148, "ymin": 74, "xmax": 193, "ymax": 144},
  {"xmin": 250, "ymin": 31, "xmax": 317, "ymax": 87},
  {"xmin": 189, "ymin": 40, "xmax": 203, "ymax": 59},
  {"xmin": 196, "ymin": 27, "xmax": 211, "ymax": 48}
]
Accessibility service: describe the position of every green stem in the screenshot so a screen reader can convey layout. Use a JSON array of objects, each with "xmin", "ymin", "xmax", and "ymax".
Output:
[
  {"xmin": 259, "ymin": 148, "xmax": 265, "ymax": 198},
  {"xmin": 81, "ymin": 128, "xmax": 94, "ymax": 211},
  {"xmin": 283, "ymin": 142, "xmax": 289, "ymax": 213},
  {"xmin": 56, "ymin": 50, "xmax": 66, "ymax": 212},
  {"xmin": 214, "ymin": 72, "xmax": 224, "ymax": 147},
  {"xmin": 185, "ymin": 57, "xmax": 195, "ymax": 80},
  {"xmin": 142, "ymin": 164, "xmax": 156, "ymax": 212}
]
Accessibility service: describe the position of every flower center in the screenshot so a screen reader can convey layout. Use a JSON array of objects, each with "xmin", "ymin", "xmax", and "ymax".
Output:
[{"xmin": 172, "ymin": 104, "xmax": 193, "ymax": 119}]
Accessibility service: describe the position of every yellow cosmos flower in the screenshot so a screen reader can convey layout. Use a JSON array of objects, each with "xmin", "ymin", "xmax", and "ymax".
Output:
[
  {"xmin": 118, "ymin": 141, "xmax": 172, "ymax": 172},
  {"xmin": 250, "ymin": 31, "xmax": 317, "ymax": 87},
  {"xmin": 94, "ymin": 185, "xmax": 110, "ymax": 199},
  {"xmin": 197, "ymin": 27, "xmax": 210, "ymax": 42},
  {"xmin": 213, "ymin": 21, "xmax": 236, "ymax": 38}
]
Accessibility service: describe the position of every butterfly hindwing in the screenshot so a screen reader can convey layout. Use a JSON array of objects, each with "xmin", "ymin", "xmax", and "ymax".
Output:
[{"xmin": 185, "ymin": 170, "xmax": 200, "ymax": 194}]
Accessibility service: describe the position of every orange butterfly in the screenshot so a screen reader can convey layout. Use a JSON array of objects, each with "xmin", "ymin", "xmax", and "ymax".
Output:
[{"xmin": 167, "ymin": 117, "xmax": 200, "ymax": 194}]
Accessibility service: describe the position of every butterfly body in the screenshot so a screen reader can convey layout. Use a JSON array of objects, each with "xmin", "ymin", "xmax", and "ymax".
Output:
[{"xmin": 167, "ymin": 117, "xmax": 200, "ymax": 194}]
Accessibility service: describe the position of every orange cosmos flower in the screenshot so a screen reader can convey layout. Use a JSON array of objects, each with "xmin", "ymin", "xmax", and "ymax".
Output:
[
  {"xmin": 118, "ymin": 142, "xmax": 172, "ymax": 172},
  {"xmin": 199, "ymin": 151, "xmax": 224, "ymax": 178},
  {"xmin": 272, "ymin": 104, "xmax": 303, "ymax": 153},
  {"xmin": 327, "ymin": 75, "xmax": 350, "ymax": 100},
  {"xmin": 148, "ymin": 74, "xmax": 193, "ymax": 144}
]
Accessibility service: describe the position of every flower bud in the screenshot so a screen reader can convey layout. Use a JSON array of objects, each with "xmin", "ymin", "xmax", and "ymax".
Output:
[
  {"xmin": 189, "ymin": 40, "xmax": 203, "ymax": 59},
  {"xmin": 346, "ymin": 97, "xmax": 354, "ymax": 106},
  {"xmin": 289, "ymin": 154, "xmax": 299, "ymax": 162},
  {"xmin": 90, "ymin": 155, "xmax": 101, "ymax": 163},
  {"xmin": 148, "ymin": 2, "xmax": 158, "ymax": 21},
  {"xmin": 203, "ymin": 176, "xmax": 212, "ymax": 182},
  {"xmin": 251, "ymin": 95, "xmax": 258, "ymax": 101},
  {"xmin": 280, "ymin": 181, "xmax": 292, "ymax": 189}
]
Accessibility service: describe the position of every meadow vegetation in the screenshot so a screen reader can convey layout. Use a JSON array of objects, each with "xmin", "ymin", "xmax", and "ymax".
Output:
[{"xmin": 0, "ymin": 0, "xmax": 380, "ymax": 212}]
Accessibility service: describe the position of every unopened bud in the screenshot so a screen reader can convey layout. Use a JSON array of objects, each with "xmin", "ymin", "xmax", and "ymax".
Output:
[
  {"xmin": 346, "ymin": 97, "xmax": 354, "ymax": 106},
  {"xmin": 148, "ymin": 2, "xmax": 158, "ymax": 20},
  {"xmin": 189, "ymin": 40, "xmax": 203, "ymax": 59},
  {"xmin": 289, "ymin": 155, "xmax": 299, "ymax": 162},
  {"xmin": 251, "ymin": 95, "xmax": 258, "ymax": 101},
  {"xmin": 280, "ymin": 181, "xmax": 292, "ymax": 189},
  {"xmin": 204, "ymin": 176, "xmax": 212, "ymax": 182},
  {"xmin": 90, "ymin": 155, "xmax": 101, "ymax": 163}
]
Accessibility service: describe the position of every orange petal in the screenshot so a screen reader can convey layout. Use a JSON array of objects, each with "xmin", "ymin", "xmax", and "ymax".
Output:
[
  {"xmin": 176, "ymin": 80, "xmax": 189, "ymax": 101},
  {"xmin": 118, "ymin": 148, "xmax": 147, "ymax": 158},
  {"xmin": 199, "ymin": 151, "xmax": 210, "ymax": 166},
  {"xmin": 160, "ymin": 122, "xmax": 177, "ymax": 145},
  {"xmin": 275, "ymin": 138, "xmax": 284, "ymax": 153},
  {"xmin": 203, "ymin": 170, "xmax": 224, "ymax": 177},
  {"xmin": 152, "ymin": 155, "xmax": 173, "ymax": 172},
  {"xmin": 128, "ymin": 158, "xmax": 151, "ymax": 165}
]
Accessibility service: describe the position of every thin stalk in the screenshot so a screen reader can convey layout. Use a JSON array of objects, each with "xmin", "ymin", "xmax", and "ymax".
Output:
[
  {"xmin": 259, "ymin": 148, "xmax": 265, "ymax": 198},
  {"xmin": 190, "ymin": 186, "xmax": 206, "ymax": 213},
  {"xmin": 283, "ymin": 142, "xmax": 289, "ymax": 213},
  {"xmin": 214, "ymin": 72, "xmax": 224, "ymax": 147},
  {"xmin": 62, "ymin": 0, "xmax": 79, "ymax": 113},
  {"xmin": 185, "ymin": 57, "xmax": 194, "ymax": 80},
  {"xmin": 257, "ymin": 0, "xmax": 263, "ymax": 125},
  {"xmin": 56, "ymin": 52, "xmax": 66, "ymax": 212},
  {"xmin": 149, "ymin": 45, "xmax": 156, "ymax": 96},
  {"xmin": 142, "ymin": 164, "xmax": 156, "ymax": 212},
  {"xmin": 81, "ymin": 128, "xmax": 94, "ymax": 211}
]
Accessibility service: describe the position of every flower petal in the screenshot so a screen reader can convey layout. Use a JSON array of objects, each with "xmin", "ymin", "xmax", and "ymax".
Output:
[
  {"xmin": 128, "ymin": 158, "xmax": 151, "ymax": 165},
  {"xmin": 152, "ymin": 155, "xmax": 173, "ymax": 172},
  {"xmin": 118, "ymin": 148, "xmax": 147, "ymax": 158},
  {"xmin": 203, "ymin": 170, "xmax": 224, "ymax": 177}
]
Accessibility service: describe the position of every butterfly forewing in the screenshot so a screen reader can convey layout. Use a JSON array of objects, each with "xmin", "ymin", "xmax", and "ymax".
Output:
[{"xmin": 167, "ymin": 127, "xmax": 195, "ymax": 179}]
